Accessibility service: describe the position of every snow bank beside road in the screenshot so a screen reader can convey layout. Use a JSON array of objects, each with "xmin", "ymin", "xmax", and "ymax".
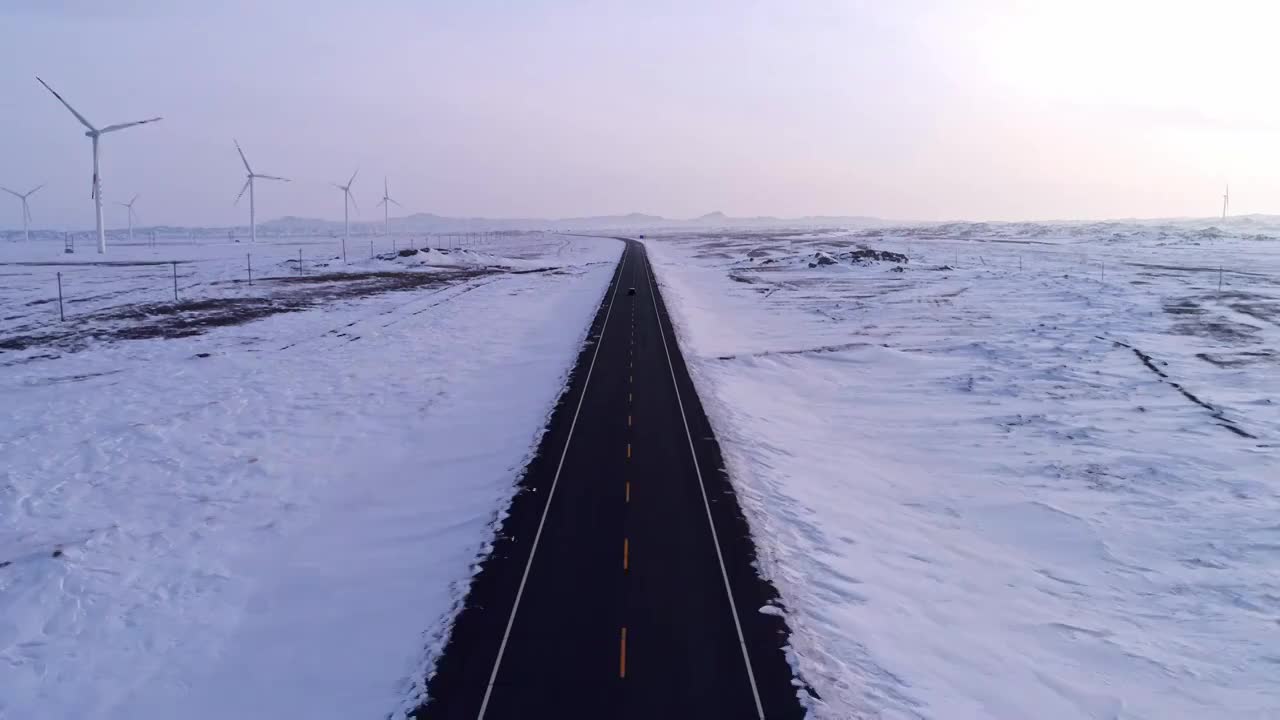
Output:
[
  {"xmin": 647, "ymin": 227, "xmax": 1279, "ymax": 720},
  {"xmin": 0, "ymin": 234, "xmax": 621, "ymax": 719}
]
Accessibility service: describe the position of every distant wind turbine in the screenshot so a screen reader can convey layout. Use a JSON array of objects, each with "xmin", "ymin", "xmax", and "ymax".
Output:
[
  {"xmin": 1222, "ymin": 183, "xmax": 1230, "ymax": 220},
  {"xmin": 1, "ymin": 184, "xmax": 44, "ymax": 243},
  {"xmin": 36, "ymin": 76, "xmax": 162, "ymax": 254},
  {"xmin": 234, "ymin": 140, "xmax": 289, "ymax": 243},
  {"xmin": 115, "ymin": 193, "xmax": 140, "ymax": 244},
  {"xmin": 377, "ymin": 177, "xmax": 401, "ymax": 237},
  {"xmin": 333, "ymin": 169, "xmax": 359, "ymax": 246}
]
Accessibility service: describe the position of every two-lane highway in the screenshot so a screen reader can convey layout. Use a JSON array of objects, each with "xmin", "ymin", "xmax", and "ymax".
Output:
[{"xmin": 416, "ymin": 239, "xmax": 803, "ymax": 719}]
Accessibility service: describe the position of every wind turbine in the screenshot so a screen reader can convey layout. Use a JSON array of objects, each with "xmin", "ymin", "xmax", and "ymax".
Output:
[
  {"xmin": 1222, "ymin": 183, "xmax": 1230, "ymax": 220},
  {"xmin": 115, "ymin": 193, "xmax": 140, "ymax": 243},
  {"xmin": 234, "ymin": 140, "xmax": 288, "ymax": 243},
  {"xmin": 36, "ymin": 76, "xmax": 161, "ymax": 254},
  {"xmin": 1, "ymin": 184, "xmax": 44, "ymax": 243},
  {"xmin": 333, "ymin": 169, "xmax": 358, "ymax": 246},
  {"xmin": 377, "ymin": 176, "xmax": 401, "ymax": 237}
]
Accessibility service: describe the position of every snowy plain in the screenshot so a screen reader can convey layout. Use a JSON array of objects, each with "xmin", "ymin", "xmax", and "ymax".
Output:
[
  {"xmin": 646, "ymin": 221, "xmax": 1280, "ymax": 720},
  {"xmin": 0, "ymin": 231, "xmax": 621, "ymax": 719}
]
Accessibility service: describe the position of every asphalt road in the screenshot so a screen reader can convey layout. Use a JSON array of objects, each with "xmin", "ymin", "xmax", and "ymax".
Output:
[{"xmin": 415, "ymin": 239, "xmax": 804, "ymax": 719}]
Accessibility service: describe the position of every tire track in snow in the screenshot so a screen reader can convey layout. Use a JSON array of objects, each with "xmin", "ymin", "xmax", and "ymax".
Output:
[{"xmin": 276, "ymin": 275, "xmax": 498, "ymax": 352}]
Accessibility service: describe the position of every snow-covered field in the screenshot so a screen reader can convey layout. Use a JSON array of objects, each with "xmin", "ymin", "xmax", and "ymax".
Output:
[
  {"xmin": 0, "ymin": 232, "xmax": 621, "ymax": 719},
  {"xmin": 646, "ymin": 222, "xmax": 1280, "ymax": 720}
]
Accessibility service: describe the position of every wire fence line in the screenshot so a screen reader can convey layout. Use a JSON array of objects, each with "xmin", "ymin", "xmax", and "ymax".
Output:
[
  {"xmin": 865, "ymin": 233, "xmax": 1280, "ymax": 292},
  {"xmin": 22, "ymin": 232, "xmax": 513, "ymax": 324}
]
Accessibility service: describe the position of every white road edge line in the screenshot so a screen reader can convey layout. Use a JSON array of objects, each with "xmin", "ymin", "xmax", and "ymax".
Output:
[
  {"xmin": 640, "ymin": 242, "xmax": 766, "ymax": 719},
  {"xmin": 476, "ymin": 241, "xmax": 629, "ymax": 719}
]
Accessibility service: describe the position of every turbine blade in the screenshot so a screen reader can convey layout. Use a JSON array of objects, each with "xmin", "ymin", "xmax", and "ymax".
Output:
[
  {"xmin": 233, "ymin": 139, "xmax": 253, "ymax": 174},
  {"xmin": 0, "ymin": 187, "xmax": 19, "ymax": 199},
  {"xmin": 36, "ymin": 77, "xmax": 97, "ymax": 131},
  {"xmin": 131, "ymin": 193, "xmax": 139, "ymax": 206},
  {"xmin": 25, "ymin": 203, "xmax": 32, "ymax": 224},
  {"xmin": 28, "ymin": 184, "xmax": 45, "ymax": 197},
  {"xmin": 349, "ymin": 191, "xmax": 359, "ymax": 213},
  {"xmin": 390, "ymin": 198, "xmax": 403, "ymax": 207},
  {"xmin": 234, "ymin": 179, "xmax": 250, "ymax": 206},
  {"xmin": 99, "ymin": 117, "xmax": 163, "ymax": 134},
  {"xmin": 377, "ymin": 198, "xmax": 387, "ymax": 207},
  {"xmin": 348, "ymin": 168, "xmax": 359, "ymax": 187},
  {"xmin": 256, "ymin": 174, "xmax": 289, "ymax": 182}
]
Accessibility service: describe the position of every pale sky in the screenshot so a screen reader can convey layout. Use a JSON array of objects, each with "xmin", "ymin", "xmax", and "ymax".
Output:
[{"xmin": 2, "ymin": 0, "xmax": 1278, "ymax": 228}]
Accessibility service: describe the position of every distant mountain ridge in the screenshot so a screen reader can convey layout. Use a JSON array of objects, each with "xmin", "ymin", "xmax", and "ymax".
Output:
[
  {"xmin": 9, "ymin": 212, "xmax": 1280, "ymax": 239},
  {"xmin": 258, "ymin": 211, "xmax": 885, "ymax": 234}
]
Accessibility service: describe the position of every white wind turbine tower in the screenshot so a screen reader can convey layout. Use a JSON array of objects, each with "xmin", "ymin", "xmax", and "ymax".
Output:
[
  {"xmin": 377, "ymin": 177, "xmax": 401, "ymax": 236},
  {"xmin": 333, "ymin": 169, "xmax": 359, "ymax": 245},
  {"xmin": 116, "ymin": 194, "xmax": 140, "ymax": 243},
  {"xmin": 36, "ymin": 77, "xmax": 161, "ymax": 254},
  {"xmin": 1222, "ymin": 183, "xmax": 1230, "ymax": 220},
  {"xmin": 234, "ymin": 140, "xmax": 289, "ymax": 243},
  {"xmin": 1, "ymin": 184, "xmax": 44, "ymax": 243}
]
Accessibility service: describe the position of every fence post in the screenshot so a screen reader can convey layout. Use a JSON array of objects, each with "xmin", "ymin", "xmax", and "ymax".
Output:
[
  {"xmin": 172, "ymin": 262, "xmax": 178, "ymax": 301},
  {"xmin": 370, "ymin": 240, "xmax": 374, "ymax": 259},
  {"xmin": 1219, "ymin": 266, "xmax": 1224, "ymax": 291},
  {"xmin": 1101, "ymin": 261, "xmax": 1105, "ymax": 282},
  {"xmin": 56, "ymin": 272, "xmax": 65, "ymax": 321},
  {"xmin": 247, "ymin": 253, "xmax": 252, "ymax": 285},
  {"xmin": 298, "ymin": 248, "xmax": 303, "ymax": 274},
  {"xmin": 342, "ymin": 237, "xmax": 347, "ymax": 264}
]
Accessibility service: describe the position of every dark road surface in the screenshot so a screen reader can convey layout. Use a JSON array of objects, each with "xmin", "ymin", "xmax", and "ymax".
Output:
[{"xmin": 415, "ymin": 239, "xmax": 804, "ymax": 719}]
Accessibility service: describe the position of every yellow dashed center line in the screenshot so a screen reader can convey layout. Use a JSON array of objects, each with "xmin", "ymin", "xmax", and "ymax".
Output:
[
  {"xmin": 623, "ymin": 293, "xmax": 633, "ymax": 674},
  {"xmin": 619, "ymin": 627, "xmax": 628, "ymax": 678}
]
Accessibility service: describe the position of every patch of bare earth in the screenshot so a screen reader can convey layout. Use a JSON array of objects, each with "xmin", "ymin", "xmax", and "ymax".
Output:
[{"xmin": 0, "ymin": 268, "xmax": 495, "ymax": 356}]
